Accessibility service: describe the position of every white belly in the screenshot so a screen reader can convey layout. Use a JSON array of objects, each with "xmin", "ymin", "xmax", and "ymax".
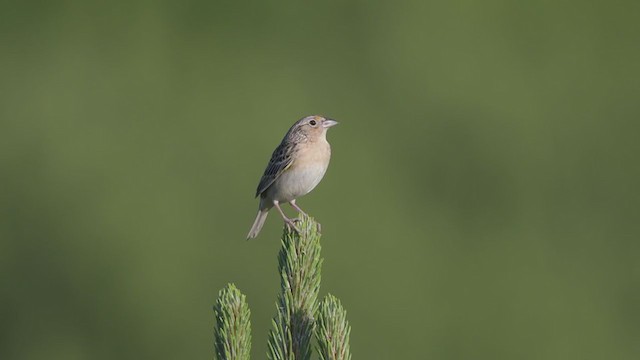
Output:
[
  {"xmin": 268, "ymin": 162, "xmax": 328, "ymax": 202},
  {"xmin": 264, "ymin": 138, "xmax": 331, "ymax": 203}
]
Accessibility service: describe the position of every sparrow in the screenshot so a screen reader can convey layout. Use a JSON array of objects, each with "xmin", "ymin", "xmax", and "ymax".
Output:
[{"xmin": 247, "ymin": 115, "xmax": 338, "ymax": 239}]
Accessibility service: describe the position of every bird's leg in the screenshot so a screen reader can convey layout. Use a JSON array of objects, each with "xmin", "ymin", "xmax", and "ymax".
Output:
[
  {"xmin": 273, "ymin": 200, "xmax": 300, "ymax": 233},
  {"xmin": 289, "ymin": 199, "xmax": 307, "ymax": 219},
  {"xmin": 290, "ymin": 200, "xmax": 321, "ymax": 232}
]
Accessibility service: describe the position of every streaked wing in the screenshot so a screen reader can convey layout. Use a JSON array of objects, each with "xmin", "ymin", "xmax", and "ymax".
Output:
[{"xmin": 255, "ymin": 141, "xmax": 295, "ymax": 197}]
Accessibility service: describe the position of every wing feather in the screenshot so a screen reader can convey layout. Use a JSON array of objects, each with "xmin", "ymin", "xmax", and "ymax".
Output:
[{"xmin": 255, "ymin": 141, "xmax": 295, "ymax": 197}]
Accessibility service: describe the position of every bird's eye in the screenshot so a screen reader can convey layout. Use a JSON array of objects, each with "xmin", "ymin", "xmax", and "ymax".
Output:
[{"xmin": 309, "ymin": 120, "xmax": 317, "ymax": 126}]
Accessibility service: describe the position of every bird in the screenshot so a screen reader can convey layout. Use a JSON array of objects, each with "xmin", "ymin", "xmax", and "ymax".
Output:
[{"xmin": 247, "ymin": 115, "xmax": 338, "ymax": 239}]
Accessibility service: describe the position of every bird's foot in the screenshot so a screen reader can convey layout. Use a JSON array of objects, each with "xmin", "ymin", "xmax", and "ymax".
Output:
[
  {"xmin": 284, "ymin": 218, "xmax": 301, "ymax": 233},
  {"xmin": 295, "ymin": 217, "xmax": 321, "ymax": 233},
  {"xmin": 284, "ymin": 215, "xmax": 321, "ymax": 234},
  {"xmin": 293, "ymin": 216, "xmax": 321, "ymax": 233}
]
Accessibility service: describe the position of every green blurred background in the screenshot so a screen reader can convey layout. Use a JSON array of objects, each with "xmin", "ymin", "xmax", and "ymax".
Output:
[{"xmin": 1, "ymin": 1, "xmax": 639, "ymax": 359}]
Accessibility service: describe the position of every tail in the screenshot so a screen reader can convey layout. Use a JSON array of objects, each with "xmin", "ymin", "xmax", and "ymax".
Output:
[{"xmin": 247, "ymin": 209, "xmax": 269, "ymax": 239}]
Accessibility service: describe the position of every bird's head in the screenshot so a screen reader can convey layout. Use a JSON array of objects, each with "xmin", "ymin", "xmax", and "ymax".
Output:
[{"xmin": 287, "ymin": 115, "xmax": 339, "ymax": 142}]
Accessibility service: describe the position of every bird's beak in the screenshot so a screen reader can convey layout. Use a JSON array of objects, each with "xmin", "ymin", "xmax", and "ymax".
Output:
[{"xmin": 323, "ymin": 119, "xmax": 339, "ymax": 128}]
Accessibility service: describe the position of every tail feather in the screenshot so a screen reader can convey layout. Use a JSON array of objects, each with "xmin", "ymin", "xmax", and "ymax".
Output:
[{"xmin": 247, "ymin": 209, "xmax": 269, "ymax": 239}]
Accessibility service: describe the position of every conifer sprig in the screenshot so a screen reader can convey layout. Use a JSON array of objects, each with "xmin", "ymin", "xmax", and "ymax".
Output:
[
  {"xmin": 213, "ymin": 284, "xmax": 252, "ymax": 360},
  {"xmin": 267, "ymin": 216, "xmax": 323, "ymax": 360},
  {"xmin": 315, "ymin": 294, "xmax": 352, "ymax": 360}
]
